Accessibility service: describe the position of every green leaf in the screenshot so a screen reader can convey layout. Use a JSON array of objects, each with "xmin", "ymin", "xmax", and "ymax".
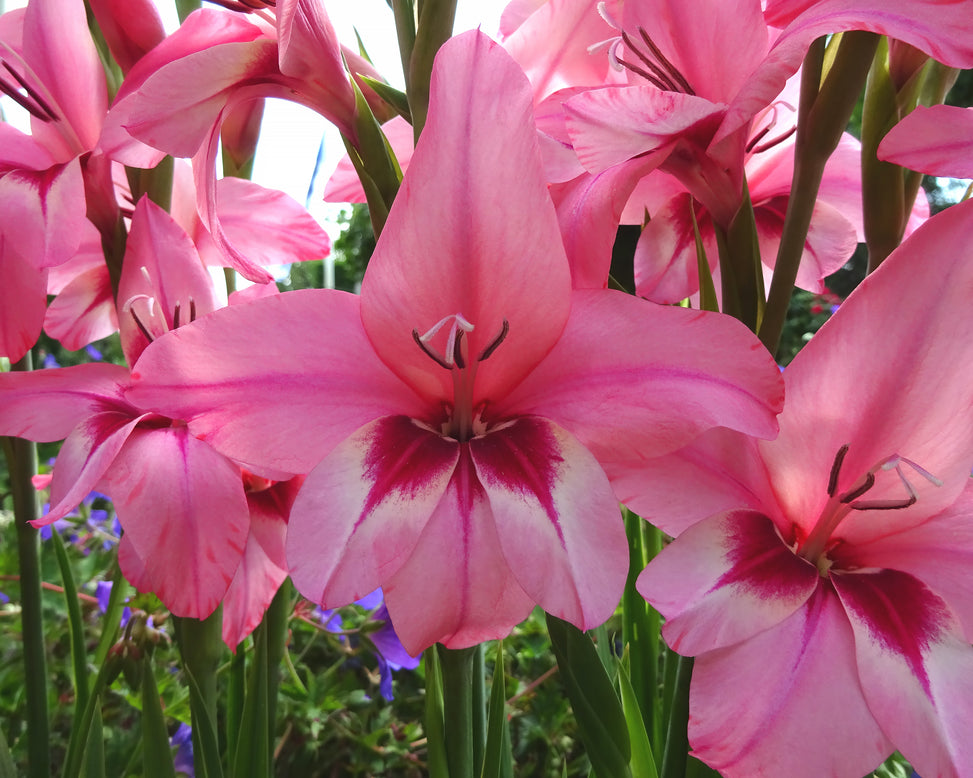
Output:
[
  {"xmin": 141, "ymin": 654, "xmax": 177, "ymax": 778},
  {"xmin": 182, "ymin": 666, "xmax": 225, "ymax": 778},
  {"xmin": 688, "ymin": 202, "xmax": 719, "ymax": 315},
  {"xmin": 231, "ymin": 625, "xmax": 270, "ymax": 778},
  {"xmin": 0, "ymin": 726, "xmax": 17, "ymax": 778},
  {"xmin": 50, "ymin": 530, "xmax": 90, "ymax": 718},
  {"xmin": 546, "ymin": 614, "xmax": 631, "ymax": 778},
  {"xmin": 424, "ymin": 648, "xmax": 449, "ymax": 778},
  {"xmin": 617, "ymin": 653, "xmax": 658, "ymax": 778},
  {"xmin": 358, "ymin": 74, "xmax": 413, "ymax": 122},
  {"xmin": 480, "ymin": 642, "xmax": 513, "ymax": 778}
]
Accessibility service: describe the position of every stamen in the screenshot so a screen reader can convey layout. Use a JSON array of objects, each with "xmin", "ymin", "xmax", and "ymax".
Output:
[
  {"xmin": 129, "ymin": 309, "xmax": 154, "ymax": 343},
  {"xmin": 827, "ymin": 443, "xmax": 849, "ymax": 497},
  {"xmin": 636, "ymin": 28, "xmax": 695, "ymax": 95},
  {"xmin": 173, "ymin": 302, "xmax": 181, "ymax": 330},
  {"xmin": 189, "ymin": 298, "xmax": 197, "ymax": 323},
  {"xmin": 748, "ymin": 125, "xmax": 797, "ymax": 155},
  {"xmin": 839, "ymin": 472, "xmax": 874, "ymax": 504},
  {"xmin": 477, "ymin": 319, "xmax": 509, "ymax": 362},
  {"xmin": 413, "ymin": 314, "xmax": 475, "ymax": 370}
]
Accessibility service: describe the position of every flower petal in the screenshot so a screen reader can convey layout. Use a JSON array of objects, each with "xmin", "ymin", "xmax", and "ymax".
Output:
[
  {"xmin": 472, "ymin": 416, "xmax": 627, "ymax": 630},
  {"xmin": 383, "ymin": 453, "xmax": 535, "ymax": 654},
  {"xmin": 0, "ymin": 234, "xmax": 47, "ymax": 362},
  {"xmin": 360, "ymin": 31, "xmax": 571, "ymax": 407},
  {"xmin": 127, "ymin": 290, "xmax": 426, "ymax": 476},
  {"xmin": 687, "ymin": 587, "xmax": 893, "ymax": 777},
  {"xmin": 879, "ymin": 104, "xmax": 973, "ymax": 179},
  {"xmin": 107, "ymin": 426, "xmax": 249, "ymax": 618},
  {"xmin": 500, "ymin": 289, "xmax": 784, "ymax": 465},
  {"xmin": 286, "ymin": 416, "xmax": 460, "ymax": 611},
  {"xmin": 763, "ymin": 198, "xmax": 973, "ymax": 543},
  {"xmin": 834, "ymin": 569, "xmax": 973, "ymax": 777},
  {"xmin": 638, "ymin": 510, "xmax": 818, "ymax": 655}
]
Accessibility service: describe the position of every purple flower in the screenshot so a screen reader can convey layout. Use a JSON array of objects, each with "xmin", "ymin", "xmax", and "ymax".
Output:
[{"xmin": 171, "ymin": 723, "xmax": 194, "ymax": 777}]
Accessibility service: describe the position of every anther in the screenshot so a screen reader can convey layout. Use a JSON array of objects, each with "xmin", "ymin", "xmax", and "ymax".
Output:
[
  {"xmin": 827, "ymin": 443, "xmax": 849, "ymax": 497},
  {"xmin": 0, "ymin": 60, "xmax": 58, "ymax": 122},
  {"xmin": 839, "ymin": 472, "xmax": 875, "ymax": 504},
  {"xmin": 477, "ymin": 319, "xmax": 509, "ymax": 362},
  {"xmin": 129, "ymin": 309, "xmax": 154, "ymax": 343},
  {"xmin": 413, "ymin": 313, "xmax": 475, "ymax": 370},
  {"xmin": 412, "ymin": 329, "xmax": 453, "ymax": 370}
]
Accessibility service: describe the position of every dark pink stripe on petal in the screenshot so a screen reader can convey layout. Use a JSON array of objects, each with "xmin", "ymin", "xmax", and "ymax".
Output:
[{"xmin": 836, "ymin": 569, "xmax": 950, "ymax": 694}]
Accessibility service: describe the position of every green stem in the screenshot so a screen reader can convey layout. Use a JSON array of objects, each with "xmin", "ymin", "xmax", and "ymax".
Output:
[
  {"xmin": 438, "ymin": 644, "xmax": 477, "ymax": 778},
  {"xmin": 408, "ymin": 0, "xmax": 457, "ymax": 140},
  {"xmin": 759, "ymin": 32, "xmax": 879, "ymax": 356},
  {"xmin": 173, "ymin": 610, "xmax": 224, "ymax": 775},
  {"xmin": 264, "ymin": 578, "xmax": 293, "ymax": 754},
  {"xmin": 660, "ymin": 655, "xmax": 693, "ymax": 778},
  {"xmin": 5, "ymin": 352, "xmax": 50, "ymax": 778},
  {"xmin": 471, "ymin": 643, "xmax": 486, "ymax": 774}
]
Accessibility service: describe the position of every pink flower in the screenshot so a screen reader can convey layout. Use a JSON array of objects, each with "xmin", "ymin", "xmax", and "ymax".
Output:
[
  {"xmin": 0, "ymin": 0, "xmax": 111, "ymax": 359},
  {"xmin": 636, "ymin": 198, "xmax": 973, "ymax": 777},
  {"xmin": 127, "ymin": 31, "xmax": 784, "ymax": 653},
  {"xmin": 0, "ymin": 199, "xmax": 253, "ymax": 620},
  {"xmin": 102, "ymin": 0, "xmax": 372, "ymax": 283}
]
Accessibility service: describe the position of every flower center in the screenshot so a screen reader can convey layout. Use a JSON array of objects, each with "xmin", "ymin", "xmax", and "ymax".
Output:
[
  {"xmin": 412, "ymin": 313, "xmax": 509, "ymax": 442},
  {"xmin": 797, "ymin": 443, "xmax": 943, "ymax": 574},
  {"xmin": 123, "ymin": 267, "xmax": 198, "ymax": 343},
  {"xmin": 595, "ymin": 3, "xmax": 695, "ymax": 95}
]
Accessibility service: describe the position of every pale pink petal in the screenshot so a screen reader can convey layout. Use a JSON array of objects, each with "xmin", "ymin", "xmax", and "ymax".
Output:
[
  {"xmin": 45, "ymin": 409, "xmax": 144, "ymax": 523},
  {"xmin": 763, "ymin": 198, "xmax": 973, "ymax": 544},
  {"xmin": 633, "ymin": 192, "xmax": 715, "ymax": 303},
  {"xmin": 501, "ymin": 0, "xmax": 621, "ymax": 100},
  {"xmin": 499, "ymin": 289, "xmax": 784, "ymax": 465},
  {"xmin": 0, "ymin": 234, "xmax": 47, "ymax": 361},
  {"xmin": 550, "ymin": 161, "xmax": 654, "ymax": 289},
  {"xmin": 0, "ymin": 158, "xmax": 86, "ymax": 269},
  {"xmin": 117, "ymin": 197, "xmax": 218, "ymax": 364},
  {"xmin": 322, "ymin": 116, "xmax": 414, "ymax": 204},
  {"xmin": 360, "ymin": 31, "xmax": 571, "ymax": 408},
  {"xmin": 638, "ymin": 510, "xmax": 817, "ymax": 655},
  {"xmin": 610, "ymin": 427, "xmax": 777, "ymax": 536},
  {"xmin": 472, "ymin": 416, "xmax": 627, "ymax": 630},
  {"xmin": 0, "ymin": 362, "xmax": 130, "ymax": 441},
  {"xmin": 879, "ymin": 104, "xmax": 973, "ymax": 179},
  {"xmin": 564, "ymin": 86, "xmax": 728, "ymax": 174},
  {"xmin": 835, "ymin": 569, "xmax": 973, "ymax": 777},
  {"xmin": 215, "ymin": 177, "xmax": 330, "ymax": 266},
  {"xmin": 127, "ymin": 290, "xmax": 427, "ymax": 476},
  {"xmin": 106, "ymin": 426, "xmax": 249, "ymax": 618},
  {"xmin": 383, "ymin": 454, "xmax": 535, "ymax": 655},
  {"xmin": 221, "ymin": 478, "xmax": 300, "ymax": 648},
  {"xmin": 0, "ymin": 123, "xmax": 56, "ymax": 170},
  {"xmin": 286, "ymin": 416, "xmax": 460, "ymax": 609},
  {"xmin": 44, "ymin": 265, "xmax": 118, "ymax": 350},
  {"xmin": 687, "ymin": 587, "xmax": 893, "ymax": 777}
]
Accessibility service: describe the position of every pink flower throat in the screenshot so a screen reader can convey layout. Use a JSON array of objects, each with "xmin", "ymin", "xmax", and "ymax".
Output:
[{"xmin": 412, "ymin": 313, "xmax": 509, "ymax": 443}]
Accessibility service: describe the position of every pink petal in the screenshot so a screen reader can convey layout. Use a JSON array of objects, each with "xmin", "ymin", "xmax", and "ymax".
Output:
[
  {"xmin": 0, "ymin": 234, "xmax": 47, "ymax": 362},
  {"xmin": 623, "ymin": 0, "xmax": 771, "ymax": 104},
  {"xmin": 221, "ymin": 478, "xmax": 300, "ymax": 648},
  {"xmin": 879, "ymin": 104, "xmax": 973, "ymax": 179},
  {"xmin": 215, "ymin": 176, "xmax": 331, "ymax": 266},
  {"xmin": 21, "ymin": 0, "xmax": 107, "ymax": 154},
  {"xmin": 86, "ymin": 0, "xmax": 165, "ymax": 73},
  {"xmin": 107, "ymin": 426, "xmax": 250, "ymax": 618},
  {"xmin": 848, "ymin": 484, "xmax": 973, "ymax": 641},
  {"xmin": 687, "ymin": 587, "xmax": 893, "ymax": 777},
  {"xmin": 638, "ymin": 510, "xmax": 818, "ymax": 655},
  {"xmin": 763, "ymin": 198, "xmax": 973, "ymax": 544},
  {"xmin": 383, "ymin": 453, "xmax": 535, "ymax": 655},
  {"xmin": 0, "ymin": 362, "xmax": 131, "ymax": 441},
  {"xmin": 0, "ymin": 159, "xmax": 87, "ymax": 269},
  {"xmin": 286, "ymin": 415, "xmax": 460, "ymax": 610},
  {"xmin": 118, "ymin": 197, "xmax": 219, "ymax": 364},
  {"xmin": 44, "ymin": 265, "xmax": 118, "ymax": 350},
  {"xmin": 45, "ymin": 409, "xmax": 144, "ymax": 523},
  {"xmin": 834, "ymin": 569, "xmax": 973, "ymax": 777},
  {"xmin": 359, "ymin": 31, "xmax": 571, "ymax": 408},
  {"xmin": 471, "ymin": 416, "xmax": 627, "ymax": 630},
  {"xmin": 127, "ymin": 290, "xmax": 427, "ymax": 476},
  {"xmin": 610, "ymin": 427, "xmax": 777, "ymax": 536},
  {"xmin": 499, "ymin": 289, "xmax": 784, "ymax": 465},
  {"xmin": 564, "ymin": 86, "xmax": 728, "ymax": 174},
  {"xmin": 501, "ymin": 0, "xmax": 621, "ymax": 100}
]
